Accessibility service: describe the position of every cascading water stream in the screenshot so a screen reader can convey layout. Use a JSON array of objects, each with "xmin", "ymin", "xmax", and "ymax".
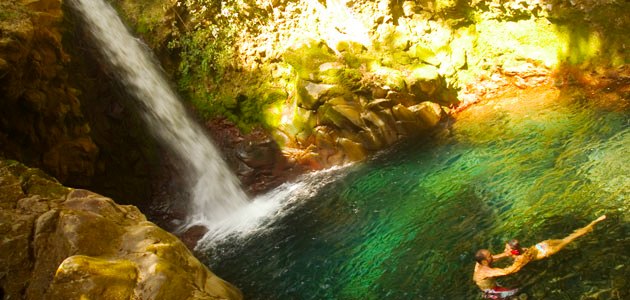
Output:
[{"xmin": 69, "ymin": 0, "xmax": 249, "ymax": 225}]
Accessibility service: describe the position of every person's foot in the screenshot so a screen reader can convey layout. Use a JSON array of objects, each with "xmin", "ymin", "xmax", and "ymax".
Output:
[
  {"xmin": 584, "ymin": 215, "xmax": 606, "ymax": 232},
  {"xmin": 594, "ymin": 215, "xmax": 607, "ymax": 223}
]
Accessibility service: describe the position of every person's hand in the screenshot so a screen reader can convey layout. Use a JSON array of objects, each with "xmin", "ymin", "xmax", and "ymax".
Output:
[{"xmin": 503, "ymin": 243, "xmax": 511, "ymax": 254}]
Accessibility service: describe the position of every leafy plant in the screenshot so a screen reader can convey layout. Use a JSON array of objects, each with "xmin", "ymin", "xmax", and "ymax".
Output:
[{"xmin": 164, "ymin": 0, "xmax": 273, "ymax": 130}]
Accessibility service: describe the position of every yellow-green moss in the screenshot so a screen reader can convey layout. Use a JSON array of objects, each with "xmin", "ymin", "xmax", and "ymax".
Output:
[
  {"xmin": 284, "ymin": 40, "xmax": 338, "ymax": 80},
  {"xmin": 263, "ymin": 101, "xmax": 284, "ymax": 129},
  {"xmin": 0, "ymin": 1, "xmax": 28, "ymax": 22},
  {"xmin": 474, "ymin": 18, "xmax": 564, "ymax": 68},
  {"xmin": 337, "ymin": 41, "xmax": 372, "ymax": 68},
  {"xmin": 19, "ymin": 168, "xmax": 69, "ymax": 199},
  {"xmin": 408, "ymin": 42, "xmax": 439, "ymax": 66},
  {"xmin": 51, "ymin": 255, "xmax": 137, "ymax": 299},
  {"xmin": 369, "ymin": 64, "xmax": 407, "ymax": 91},
  {"xmin": 409, "ymin": 64, "xmax": 439, "ymax": 81}
]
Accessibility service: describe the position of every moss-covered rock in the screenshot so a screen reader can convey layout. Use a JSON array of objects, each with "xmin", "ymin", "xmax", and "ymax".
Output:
[
  {"xmin": 0, "ymin": 160, "xmax": 242, "ymax": 300},
  {"xmin": 361, "ymin": 109, "xmax": 398, "ymax": 146},
  {"xmin": 337, "ymin": 137, "xmax": 367, "ymax": 162},
  {"xmin": 317, "ymin": 97, "xmax": 363, "ymax": 131},
  {"xmin": 284, "ymin": 40, "xmax": 338, "ymax": 81},
  {"xmin": 409, "ymin": 101, "xmax": 444, "ymax": 128},
  {"xmin": 49, "ymin": 256, "xmax": 138, "ymax": 299},
  {"xmin": 297, "ymin": 81, "xmax": 337, "ymax": 110}
]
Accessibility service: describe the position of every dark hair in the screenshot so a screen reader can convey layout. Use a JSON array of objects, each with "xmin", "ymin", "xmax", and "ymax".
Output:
[
  {"xmin": 508, "ymin": 239, "xmax": 522, "ymax": 249},
  {"xmin": 475, "ymin": 249, "xmax": 489, "ymax": 263},
  {"xmin": 508, "ymin": 239, "xmax": 523, "ymax": 255}
]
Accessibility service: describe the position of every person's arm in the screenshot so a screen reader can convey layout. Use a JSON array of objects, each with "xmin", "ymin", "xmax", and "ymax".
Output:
[
  {"xmin": 492, "ymin": 243, "xmax": 513, "ymax": 261},
  {"xmin": 483, "ymin": 259, "xmax": 528, "ymax": 277},
  {"xmin": 492, "ymin": 252, "xmax": 510, "ymax": 260}
]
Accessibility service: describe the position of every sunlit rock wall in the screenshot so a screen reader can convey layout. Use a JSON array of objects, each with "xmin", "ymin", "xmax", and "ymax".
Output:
[
  {"xmin": 0, "ymin": 159, "xmax": 243, "ymax": 300},
  {"xmin": 276, "ymin": 39, "xmax": 450, "ymax": 167},
  {"xmin": 113, "ymin": 0, "xmax": 628, "ymax": 169}
]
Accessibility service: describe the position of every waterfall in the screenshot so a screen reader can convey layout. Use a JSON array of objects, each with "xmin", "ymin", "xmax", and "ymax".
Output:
[{"xmin": 69, "ymin": 0, "xmax": 249, "ymax": 225}]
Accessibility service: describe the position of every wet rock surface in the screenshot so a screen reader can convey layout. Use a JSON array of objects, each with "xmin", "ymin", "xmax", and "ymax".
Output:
[{"xmin": 205, "ymin": 118, "xmax": 306, "ymax": 195}]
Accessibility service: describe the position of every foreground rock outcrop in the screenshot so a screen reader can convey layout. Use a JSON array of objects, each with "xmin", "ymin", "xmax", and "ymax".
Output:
[{"xmin": 0, "ymin": 159, "xmax": 242, "ymax": 300}]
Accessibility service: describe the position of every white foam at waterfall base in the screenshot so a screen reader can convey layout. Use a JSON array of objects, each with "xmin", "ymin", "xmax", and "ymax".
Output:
[
  {"xmin": 194, "ymin": 165, "xmax": 353, "ymax": 250},
  {"xmin": 70, "ymin": 0, "xmax": 249, "ymax": 225}
]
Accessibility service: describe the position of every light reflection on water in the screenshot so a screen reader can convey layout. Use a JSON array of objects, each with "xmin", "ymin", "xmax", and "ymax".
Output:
[{"xmin": 205, "ymin": 87, "xmax": 629, "ymax": 299}]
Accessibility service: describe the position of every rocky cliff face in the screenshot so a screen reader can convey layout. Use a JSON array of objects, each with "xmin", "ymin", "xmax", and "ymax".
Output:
[
  {"xmin": 1, "ymin": 0, "xmax": 178, "ymax": 207},
  {"xmin": 0, "ymin": 0, "xmax": 156, "ymax": 205},
  {"xmin": 0, "ymin": 0, "xmax": 98, "ymax": 186},
  {"xmin": 273, "ymin": 39, "xmax": 450, "ymax": 168},
  {"xmin": 0, "ymin": 159, "xmax": 242, "ymax": 299},
  {"xmin": 113, "ymin": 0, "xmax": 629, "ymax": 171}
]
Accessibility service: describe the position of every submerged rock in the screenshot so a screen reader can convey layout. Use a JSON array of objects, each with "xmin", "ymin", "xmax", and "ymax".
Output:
[{"xmin": 0, "ymin": 160, "xmax": 242, "ymax": 300}]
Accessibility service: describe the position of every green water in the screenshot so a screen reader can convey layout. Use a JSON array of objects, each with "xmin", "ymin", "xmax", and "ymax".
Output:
[{"xmin": 208, "ymin": 88, "xmax": 629, "ymax": 299}]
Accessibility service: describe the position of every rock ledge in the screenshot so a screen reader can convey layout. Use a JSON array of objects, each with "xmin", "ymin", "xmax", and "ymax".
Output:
[{"xmin": 0, "ymin": 159, "xmax": 242, "ymax": 300}]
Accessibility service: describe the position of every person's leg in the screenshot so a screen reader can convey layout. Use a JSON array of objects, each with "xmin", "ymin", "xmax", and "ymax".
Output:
[{"xmin": 535, "ymin": 215, "xmax": 606, "ymax": 259}]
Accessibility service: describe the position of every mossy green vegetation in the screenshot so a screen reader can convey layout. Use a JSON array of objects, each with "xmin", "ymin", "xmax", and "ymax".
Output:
[
  {"xmin": 162, "ymin": 0, "xmax": 272, "ymax": 131},
  {"xmin": 19, "ymin": 167, "xmax": 70, "ymax": 199},
  {"xmin": 169, "ymin": 25, "xmax": 234, "ymax": 91},
  {"xmin": 113, "ymin": 0, "xmax": 272, "ymax": 131},
  {"xmin": 0, "ymin": 5, "xmax": 25, "ymax": 22},
  {"xmin": 476, "ymin": 19, "xmax": 563, "ymax": 67},
  {"xmin": 337, "ymin": 41, "xmax": 372, "ymax": 68},
  {"xmin": 284, "ymin": 40, "xmax": 338, "ymax": 81},
  {"xmin": 110, "ymin": 0, "xmax": 176, "ymax": 47}
]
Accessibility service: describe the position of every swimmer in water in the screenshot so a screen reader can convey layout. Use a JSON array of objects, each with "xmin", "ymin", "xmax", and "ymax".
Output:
[
  {"xmin": 494, "ymin": 215, "xmax": 607, "ymax": 266},
  {"xmin": 473, "ymin": 215, "xmax": 606, "ymax": 299},
  {"xmin": 473, "ymin": 249, "xmax": 524, "ymax": 299}
]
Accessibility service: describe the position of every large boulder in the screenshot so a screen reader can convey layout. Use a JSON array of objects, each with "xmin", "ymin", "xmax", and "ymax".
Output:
[{"xmin": 0, "ymin": 159, "xmax": 242, "ymax": 300}]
